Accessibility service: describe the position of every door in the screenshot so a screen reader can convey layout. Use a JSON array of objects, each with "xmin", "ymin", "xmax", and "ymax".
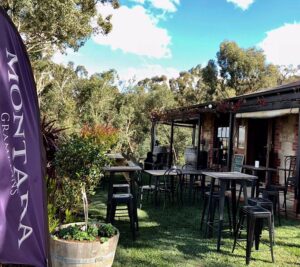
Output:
[{"xmin": 246, "ymin": 119, "xmax": 269, "ymax": 166}]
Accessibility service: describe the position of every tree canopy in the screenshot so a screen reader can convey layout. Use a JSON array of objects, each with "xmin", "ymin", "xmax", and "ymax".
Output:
[
  {"xmin": 0, "ymin": 0, "xmax": 119, "ymax": 58},
  {"xmin": 37, "ymin": 40, "xmax": 298, "ymax": 160},
  {"xmin": 217, "ymin": 41, "xmax": 280, "ymax": 96}
]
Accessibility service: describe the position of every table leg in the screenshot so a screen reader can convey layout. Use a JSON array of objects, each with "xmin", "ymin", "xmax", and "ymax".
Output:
[
  {"xmin": 266, "ymin": 170, "xmax": 272, "ymax": 189},
  {"xmin": 171, "ymin": 176, "xmax": 175, "ymax": 203},
  {"xmin": 252, "ymin": 170, "xmax": 259, "ymax": 197},
  {"xmin": 130, "ymin": 172, "xmax": 139, "ymax": 231},
  {"xmin": 251, "ymin": 179, "xmax": 255, "ymax": 198},
  {"xmin": 205, "ymin": 177, "xmax": 215, "ymax": 238},
  {"xmin": 154, "ymin": 176, "xmax": 159, "ymax": 206},
  {"xmin": 201, "ymin": 174, "xmax": 206, "ymax": 199},
  {"xmin": 189, "ymin": 174, "xmax": 195, "ymax": 204},
  {"xmin": 217, "ymin": 181, "xmax": 226, "ymax": 251},
  {"xmin": 242, "ymin": 180, "xmax": 248, "ymax": 204},
  {"xmin": 231, "ymin": 180, "xmax": 237, "ymax": 232},
  {"xmin": 106, "ymin": 172, "xmax": 114, "ymax": 222}
]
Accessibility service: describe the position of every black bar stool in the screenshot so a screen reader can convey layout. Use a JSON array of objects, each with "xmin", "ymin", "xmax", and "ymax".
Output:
[
  {"xmin": 113, "ymin": 183, "xmax": 130, "ymax": 192},
  {"xmin": 109, "ymin": 193, "xmax": 137, "ymax": 240},
  {"xmin": 260, "ymin": 189, "xmax": 281, "ymax": 226},
  {"xmin": 248, "ymin": 197, "xmax": 275, "ymax": 243},
  {"xmin": 201, "ymin": 191, "xmax": 232, "ymax": 235},
  {"xmin": 232, "ymin": 205, "xmax": 274, "ymax": 265}
]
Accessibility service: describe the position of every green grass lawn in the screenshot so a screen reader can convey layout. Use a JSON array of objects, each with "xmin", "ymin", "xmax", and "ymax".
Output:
[{"xmin": 89, "ymin": 187, "xmax": 300, "ymax": 267}]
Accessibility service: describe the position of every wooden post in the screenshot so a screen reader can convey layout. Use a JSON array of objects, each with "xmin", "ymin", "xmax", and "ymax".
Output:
[
  {"xmin": 266, "ymin": 120, "xmax": 273, "ymax": 168},
  {"xmin": 296, "ymin": 113, "xmax": 300, "ymax": 213},
  {"xmin": 227, "ymin": 112, "xmax": 235, "ymax": 171},
  {"xmin": 169, "ymin": 121, "xmax": 174, "ymax": 168},
  {"xmin": 196, "ymin": 114, "xmax": 202, "ymax": 169},
  {"xmin": 150, "ymin": 121, "xmax": 156, "ymax": 153},
  {"xmin": 192, "ymin": 125, "xmax": 196, "ymax": 146}
]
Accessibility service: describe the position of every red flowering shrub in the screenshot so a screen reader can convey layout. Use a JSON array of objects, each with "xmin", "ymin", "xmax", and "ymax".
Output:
[{"xmin": 80, "ymin": 124, "xmax": 119, "ymax": 151}]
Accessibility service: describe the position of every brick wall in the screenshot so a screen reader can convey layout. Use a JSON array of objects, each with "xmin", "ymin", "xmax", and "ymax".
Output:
[
  {"xmin": 201, "ymin": 113, "xmax": 215, "ymax": 167},
  {"xmin": 273, "ymin": 114, "xmax": 298, "ymax": 184}
]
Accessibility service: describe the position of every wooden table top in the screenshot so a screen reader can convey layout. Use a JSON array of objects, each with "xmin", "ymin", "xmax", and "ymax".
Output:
[
  {"xmin": 103, "ymin": 166, "xmax": 142, "ymax": 172},
  {"xmin": 181, "ymin": 169, "xmax": 204, "ymax": 175},
  {"xmin": 201, "ymin": 171, "xmax": 257, "ymax": 180},
  {"xmin": 105, "ymin": 153, "xmax": 124, "ymax": 159},
  {"xmin": 144, "ymin": 169, "xmax": 178, "ymax": 176},
  {"xmin": 144, "ymin": 169, "xmax": 204, "ymax": 176},
  {"xmin": 242, "ymin": 165, "xmax": 277, "ymax": 172}
]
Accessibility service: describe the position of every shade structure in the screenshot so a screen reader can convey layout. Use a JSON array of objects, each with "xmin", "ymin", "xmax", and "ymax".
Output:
[{"xmin": 0, "ymin": 8, "xmax": 48, "ymax": 267}]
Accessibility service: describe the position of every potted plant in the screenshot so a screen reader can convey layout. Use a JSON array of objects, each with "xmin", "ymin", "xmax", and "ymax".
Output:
[
  {"xmin": 47, "ymin": 127, "xmax": 119, "ymax": 267},
  {"xmin": 50, "ymin": 223, "xmax": 119, "ymax": 267}
]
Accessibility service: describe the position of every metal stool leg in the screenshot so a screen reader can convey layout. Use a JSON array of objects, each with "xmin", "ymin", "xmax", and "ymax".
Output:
[
  {"xmin": 267, "ymin": 214, "xmax": 275, "ymax": 263},
  {"xmin": 283, "ymin": 191, "xmax": 287, "ymax": 219},
  {"xmin": 254, "ymin": 218, "xmax": 263, "ymax": 250},
  {"xmin": 128, "ymin": 200, "xmax": 136, "ymax": 241},
  {"xmin": 232, "ymin": 209, "xmax": 243, "ymax": 253},
  {"xmin": 140, "ymin": 187, "xmax": 143, "ymax": 209},
  {"xmin": 109, "ymin": 201, "xmax": 117, "ymax": 224},
  {"xmin": 200, "ymin": 195, "xmax": 208, "ymax": 230},
  {"xmin": 226, "ymin": 197, "xmax": 232, "ymax": 234},
  {"xmin": 246, "ymin": 215, "xmax": 255, "ymax": 265}
]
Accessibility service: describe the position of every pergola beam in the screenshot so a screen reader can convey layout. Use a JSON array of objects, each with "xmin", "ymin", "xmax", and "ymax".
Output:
[
  {"xmin": 196, "ymin": 114, "xmax": 202, "ymax": 169},
  {"xmin": 168, "ymin": 120, "xmax": 174, "ymax": 168},
  {"xmin": 296, "ymin": 113, "xmax": 300, "ymax": 213}
]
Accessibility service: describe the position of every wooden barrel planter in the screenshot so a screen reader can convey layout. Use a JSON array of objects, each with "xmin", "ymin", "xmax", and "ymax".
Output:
[{"xmin": 50, "ymin": 224, "xmax": 119, "ymax": 267}]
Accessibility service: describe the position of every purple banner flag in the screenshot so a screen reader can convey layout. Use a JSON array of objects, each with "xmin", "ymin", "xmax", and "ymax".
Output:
[{"xmin": 0, "ymin": 8, "xmax": 48, "ymax": 267}]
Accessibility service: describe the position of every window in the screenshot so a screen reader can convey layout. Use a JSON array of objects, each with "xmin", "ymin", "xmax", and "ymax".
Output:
[
  {"xmin": 213, "ymin": 115, "xmax": 230, "ymax": 166},
  {"xmin": 235, "ymin": 124, "xmax": 246, "ymax": 149},
  {"xmin": 237, "ymin": 125, "xmax": 245, "ymax": 149},
  {"xmin": 213, "ymin": 126, "xmax": 229, "ymax": 166}
]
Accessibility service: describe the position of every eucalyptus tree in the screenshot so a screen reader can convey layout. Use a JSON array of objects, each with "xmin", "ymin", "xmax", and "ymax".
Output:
[
  {"xmin": 0, "ymin": 0, "xmax": 120, "ymax": 99},
  {"xmin": 74, "ymin": 69, "xmax": 120, "ymax": 126},
  {"xmin": 217, "ymin": 41, "xmax": 280, "ymax": 96},
  {"xmin": 169, "ymin": 65, "xmax": 204, "ymax": 106},
  {"xmin": 39, "ymin": 62, "xmax": 78, "ymax": 130},
  {"xmin": 202, "ymin": 59, "xmax": 218, "ymax": 101},
  {"xmin": 0, "ymin": 0, "xmax": 119, "ymax": 58}
]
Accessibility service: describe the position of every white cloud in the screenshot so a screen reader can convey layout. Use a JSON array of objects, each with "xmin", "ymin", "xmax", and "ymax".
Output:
[
  {"xmin": 226, "ymin": 0, "xmax": 254, "ymax": 10},
  {"xmin": 52, "ymin": 48, "xmax": 78, "ymax": 64},
  {"xmin": 259, "ymin": 23, "xmax": 300, "ymax": 66},
  {"xmin": 93, "ymin": 4, "xmax": 171, "ymax": 58},
  {"xmin": 51, "ymin": 51, "xmax": 179, "ymax": 82},
  {"xmin": 130, "ymin": 0, "xmax": 145, "ymax": 3},
  {"xmin": 129, "ymin": 0, "xmax": 180, "ymax": 12},
  {"xmin": 52, "ymin": 50, "xmax": 101, "ymax": 75},
  {"xmin": 149, "ymin": 0, "xmax": 180, "ymax": 13},
  {"xmin": 119, "ymin": 64, "xmax": 179, "ymax": 82}
]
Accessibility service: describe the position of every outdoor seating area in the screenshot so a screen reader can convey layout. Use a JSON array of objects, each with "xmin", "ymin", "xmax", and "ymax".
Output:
[
  {"xmin": 89, "ymin": 171, "xmax": 300, "ymax": 266},
  {"xmin": 94, "ymin": 147, "xmax": 300, "ymax": 266}
]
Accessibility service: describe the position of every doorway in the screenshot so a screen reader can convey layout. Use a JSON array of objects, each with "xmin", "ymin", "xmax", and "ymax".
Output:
[{"xmin": 246, "ymin": 119, "xmax": 270, "ymax": 166}]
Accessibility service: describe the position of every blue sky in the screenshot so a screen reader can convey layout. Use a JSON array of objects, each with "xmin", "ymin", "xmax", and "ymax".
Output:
[{"xmin": 53, "ymin": 0, "xmax": 300, "ymax": 81}]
